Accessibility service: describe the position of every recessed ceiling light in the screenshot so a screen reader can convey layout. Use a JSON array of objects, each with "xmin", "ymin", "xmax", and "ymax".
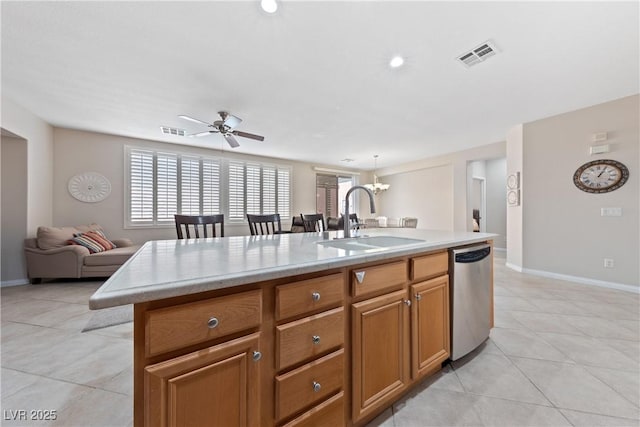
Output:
[
  {"xmin": 389, "ymin": 56, "xmax": 404, "ymax": 68},
  {"xmin": 261, "ymin": 0, "xmax": 278, "ymax": 14}
]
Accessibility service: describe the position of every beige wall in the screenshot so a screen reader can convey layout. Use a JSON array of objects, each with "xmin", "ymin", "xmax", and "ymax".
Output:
[
  {"xmin": 376, "ymin": 141, "xmax": 507, "ymax": 232},
  {"xmin": 51, "ymin": 128, "xmax": 361, "ymax": 242},
  {"xmin": 1, "ymin": 135, "xmax": 28, "ymax": 284},
  {"xmin": 1, "ymin": 97, "xmax": 54, "ymax": 235},
  {"xmin": 375, "ymin": 164, "xmax": 454, "ymax": 230},
  {"xmin": 485, "ymin": 158, "xmax": 507, "ymax": 249},
  {"xmin": 522, "ymin": 95, "xmax": 639, "ymax": 288}
]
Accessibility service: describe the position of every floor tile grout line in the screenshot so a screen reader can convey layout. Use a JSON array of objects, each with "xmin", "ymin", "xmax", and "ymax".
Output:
[{"xmin": 0, "ymin": 365, "xmax": 132, "ymax": 399}]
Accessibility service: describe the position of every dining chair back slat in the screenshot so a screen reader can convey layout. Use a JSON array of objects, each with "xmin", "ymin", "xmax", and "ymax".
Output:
[{"xmin": 174, "ymin": 214, "xmax": 225, "ymax": 239}]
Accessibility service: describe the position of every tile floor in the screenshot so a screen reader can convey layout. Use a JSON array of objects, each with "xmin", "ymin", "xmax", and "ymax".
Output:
[{"xmin": 1, "ymin": 254, "xmax": 639, "ymax": 426}]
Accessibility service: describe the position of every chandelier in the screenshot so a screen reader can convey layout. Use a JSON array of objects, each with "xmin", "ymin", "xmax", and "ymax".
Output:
[{"xmin": 363, "ymin": 155, "xmax": 390, "ymax": 195}]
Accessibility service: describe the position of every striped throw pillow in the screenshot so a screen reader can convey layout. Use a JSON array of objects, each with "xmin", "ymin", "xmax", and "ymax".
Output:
[{"xmin": 68, "ymin": 230, "xmax": 117, "ymax": 253}]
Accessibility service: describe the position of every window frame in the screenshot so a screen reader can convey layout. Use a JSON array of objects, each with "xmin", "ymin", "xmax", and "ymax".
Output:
[{"xmin": 124, "ymin": 145, "xmax": 292, "ymax": 229}]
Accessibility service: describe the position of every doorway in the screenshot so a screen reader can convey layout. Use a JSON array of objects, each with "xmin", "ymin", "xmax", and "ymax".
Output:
[
  {"xmin": 316, "ymin": 174, "xmax": 354, "ymax": 217},
  {"xmin": 471, "ymin": 177, "xmax": 486, "ymax": 232}
]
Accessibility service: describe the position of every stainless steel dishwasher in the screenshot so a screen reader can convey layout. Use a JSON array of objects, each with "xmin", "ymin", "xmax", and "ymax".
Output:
[{"xmin": 449, "ymin": 243, "xmax": 492, "ymax": 361}]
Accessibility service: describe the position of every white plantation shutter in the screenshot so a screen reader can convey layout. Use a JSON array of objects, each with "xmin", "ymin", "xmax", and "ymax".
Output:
[
  {"xmin": 156, "ymin": 153, "xmax": 178, "ymax": 222},
  {"xmin": 126, "ymin": 146, "xmax": 291, "ymax": 226},
  {"xmin": 277, "ymin": 167, "xmax": 291, "ymax": 218},
  {"xmin": 202, "ymin": 159, "xmax": 221, "ymax": 215},
  {"xmin": 228, "ymin": 161, "xmax": 245, "ymax": 221},
  {"xmin": 262, "ymin": 166, "xmax": 276, "ymax": 214},
  {"xmin": 180, "ymin": 157, "xmax": 200, "ymax": 215},
  {"xmin": 246, "ymin": 163, "xmax": 261, "ymax": 215},
  {"xmin": 129, "ymin": 149, "xmax": 154, "ymax": 223}
]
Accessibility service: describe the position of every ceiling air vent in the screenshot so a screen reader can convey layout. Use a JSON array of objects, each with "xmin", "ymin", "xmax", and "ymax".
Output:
[
  {"xmin": 457, "ymin": 41, "xmax": 499, "ymax": 68},
  {"xmin": 160, "ymin": 126, "xmax": 186, "ymax": 136}
]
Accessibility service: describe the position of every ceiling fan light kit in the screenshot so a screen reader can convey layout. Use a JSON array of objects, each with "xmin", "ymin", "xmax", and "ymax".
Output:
[{"xmin": 179, "ymin": 111, "xmax": 264, "ymax": 148}]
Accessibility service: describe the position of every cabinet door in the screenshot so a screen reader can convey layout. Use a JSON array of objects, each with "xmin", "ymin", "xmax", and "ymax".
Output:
[
  {"xmin": 411, "ymin": 275, "xmax": 450, "ymax": 379},
  {"xmin": 144, "ymin": 333, "xmax": 261, "ymax": 427},
  {"xmin": 352, "ymin": 290, "xmax": 410, "ymax": 422}
]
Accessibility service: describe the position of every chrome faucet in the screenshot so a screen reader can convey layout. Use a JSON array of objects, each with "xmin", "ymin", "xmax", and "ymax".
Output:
[{"xmin": 343, "ymin": 185, "xmax": 376, "ymax": 238}]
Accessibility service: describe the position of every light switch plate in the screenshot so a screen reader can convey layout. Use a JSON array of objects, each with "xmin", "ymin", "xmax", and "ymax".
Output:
[{"xmin": 601, "ymin": 207, "xmax": 622, "ymax": 217}]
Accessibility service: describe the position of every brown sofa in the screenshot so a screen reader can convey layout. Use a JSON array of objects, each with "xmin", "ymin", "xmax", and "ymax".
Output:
[{"xmin": 24, "ymin": 224, "xmax": 142, "ymax": 283}]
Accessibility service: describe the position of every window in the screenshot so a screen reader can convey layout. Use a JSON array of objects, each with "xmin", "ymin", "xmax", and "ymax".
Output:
[{"xmin": 125, "ymin": 146, "xmax": 291, "ymax": 227}]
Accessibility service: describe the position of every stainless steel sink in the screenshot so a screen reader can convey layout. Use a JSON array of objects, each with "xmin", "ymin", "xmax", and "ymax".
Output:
[{"xmin": 316, "ymin": 236, "xmax": 424, "ymax": 251}]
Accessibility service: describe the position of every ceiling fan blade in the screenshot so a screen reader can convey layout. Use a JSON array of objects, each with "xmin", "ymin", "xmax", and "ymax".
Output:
[
  {"xmin": 233, "ymin": 130, "xmax": 265, "ymax": 141},
  {"xmin": 224, "ymin": 134, "xmax": 240, "ymax": 148},
  {"xmin": 219, "ymin": 111, "xmax": 242, "ymax": 129},
  {"xmin": 188, "ymin": 131, "xmax": 216, "ymax": 137},
  {"xmin": 179, "ymin": 115, "xmax": 212, "ymax": 126}
]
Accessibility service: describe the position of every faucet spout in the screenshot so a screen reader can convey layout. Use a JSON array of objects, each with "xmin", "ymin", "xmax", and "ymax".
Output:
[{"xmin": 343, "ymin": 185, "xmax": 376, "ymax": 238}]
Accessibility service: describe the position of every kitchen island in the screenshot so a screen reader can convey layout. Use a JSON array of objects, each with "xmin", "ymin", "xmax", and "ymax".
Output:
[{"xmin": 90, "ymin": 228, "xmax": 495, "ymax": 427}]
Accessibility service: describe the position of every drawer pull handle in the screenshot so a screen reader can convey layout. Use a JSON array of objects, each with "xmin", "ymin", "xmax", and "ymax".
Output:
[
  {"xmin": 207, "ymin": 317, "xmax": 219, "ymax": 329},
  {"xmin": 311, "ymin": 292, "xmax": 321, "ymax": 302},
  {"xmin": 415, "ymin": 294, "xmax": 422, "ymax": 301},
  {"xmin": 404, "ymin": 299, "xmax": 411, "ymax": 307},
  {"xmin": 312, "ymin": 381, "xmax": 321, "ymax": 392},
  {"xmin": 252, "ymin": 351, "xmax": 262, "ymax": 362},
  {"xmin": 355, "ymin": 271, "xmax": 366, "ymax": 284},
  {"xmin": 312, "ymin": 335, "xmax": 321, "ymax": 345}
]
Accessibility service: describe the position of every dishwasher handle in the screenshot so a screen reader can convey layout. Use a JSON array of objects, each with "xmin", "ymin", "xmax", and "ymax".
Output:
[{"xmin": 454, "ymin": 247, "xmax": 491, "ymax": 263}]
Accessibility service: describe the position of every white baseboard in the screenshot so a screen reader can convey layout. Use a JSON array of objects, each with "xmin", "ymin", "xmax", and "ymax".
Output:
[
  {"xmin": 493, "ymin": 247, "xmax": 506, "ymax": 252},
  {"xmin": 511, "ymin": 266, "xmax": 639, "ymax": 294},
  {"xmin": 505, "ymin": 262, "xmax": 523, "ymax": 272},
  {"xmin": 1, "ymin": 278, "xmax": 29, "ymax": 287}
]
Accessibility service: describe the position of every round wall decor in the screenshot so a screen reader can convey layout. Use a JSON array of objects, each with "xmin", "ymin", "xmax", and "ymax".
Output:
[
  {"xmin": 573, "ymin": 159, "xmax": 629, "ymax": 194},
  {"xmin": 68, "ymin": 172, "xmax": 111, "ymax": 203}
]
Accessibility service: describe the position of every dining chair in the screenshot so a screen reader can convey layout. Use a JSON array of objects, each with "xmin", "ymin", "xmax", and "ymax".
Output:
[
  {"xmin": 174, "ymin": 214, "xmax": 224, "ymax": 239},
  {"xmin": 300, "ymin": 213, "xmax": 326, "ymax": 232},
  {"xmin": 247, "ymin": 213, "xmax": 285, "ymax": 235}
]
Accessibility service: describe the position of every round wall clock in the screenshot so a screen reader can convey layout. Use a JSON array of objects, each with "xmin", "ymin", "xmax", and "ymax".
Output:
[
  {"xmin": 573, "ymin": 159, "xmax": 629, "ymax": 194},
  {"xmin": 68, "ymin": 172, "xmax": 112, "ymax": 203}
]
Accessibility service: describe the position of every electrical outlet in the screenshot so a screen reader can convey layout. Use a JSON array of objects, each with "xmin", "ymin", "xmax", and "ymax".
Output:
[{"xmin": 604, "ymin": 258, "xmax": 614, "ymax": 268}]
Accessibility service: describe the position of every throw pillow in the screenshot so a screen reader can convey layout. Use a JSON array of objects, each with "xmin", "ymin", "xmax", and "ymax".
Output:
[{"xmin": 68, "ymin": 230, "xmax": 117, "ymax": 254}]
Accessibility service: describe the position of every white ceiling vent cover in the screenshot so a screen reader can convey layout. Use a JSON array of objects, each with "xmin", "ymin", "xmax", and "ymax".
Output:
[
  {"xmin": 160, "ymin": 126, "xmax": 186, "ymax": 136},
  {"xmin": 457, "ymin": 41, "xmax": 499, "ymax": 68}
]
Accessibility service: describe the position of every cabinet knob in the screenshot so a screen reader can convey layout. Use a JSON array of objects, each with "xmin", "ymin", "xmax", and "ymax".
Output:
[
  {"xmin": 252, "ymin": 351, "xmax": 262, "ymax": 362},
  {"xmin": 311, "ymin": 292, "xmax": 321, "ymax": 302},
  {"xmin": 415, "ymin": 294, "xmax": 422, "ymax": 301},
  {"xmin": 312, "ymin": 381, "xmax": 321, "ymax": 392},
  {"xmin": 403, "ymin": 299, "xmax": 411, "ymax": 307},
  {"xmin": 355, "ymin": 271, "xmax": 366, "ymax": 284},
  {"xmin": 207, "ymin": 317, "xmax": 219, "ymax": 329},
  {"xmin": 312, "ymin": 335, "xmax": 321, "ymax": 345}
]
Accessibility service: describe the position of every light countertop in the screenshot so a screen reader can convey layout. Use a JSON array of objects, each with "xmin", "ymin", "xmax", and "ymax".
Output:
[{"xmin": 89, "ymin": 228, "xmax": 495, "ymax": 309}]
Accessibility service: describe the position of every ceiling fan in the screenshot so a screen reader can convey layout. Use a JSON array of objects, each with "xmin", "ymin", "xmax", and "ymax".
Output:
[{"xmin": 178, "ymin": 111, "xmax": 265, "ymax": 148}]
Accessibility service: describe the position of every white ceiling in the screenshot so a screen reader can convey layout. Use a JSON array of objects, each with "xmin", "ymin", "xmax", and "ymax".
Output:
[{"xmin": 2, "ymin": 1, "xmax": 638, "ymax": 170}]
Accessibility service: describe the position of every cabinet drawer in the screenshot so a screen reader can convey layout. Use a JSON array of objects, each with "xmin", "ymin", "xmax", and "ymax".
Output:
[
  {"xmin": 276, "ymin": 307, "xmax": 344, "ymax": 371},
  {"xmin": 351, "ymin": 260, "xmax": 407, "ymax": 298},
  {"xmin": 282, "ymin": 391, "xmax": 344, "ymax": 427},
  {"xmin": 145, "ymin": 289, "xmax": 262, "ymax": 357},
  {"xmin": 276, "ymin": 349, "xmax": 344, "ymax": 421},
  {"xmin": 276, "ymin": 273, "xmax": 344, "ymax": 321},
  {"xmin": 411, "ymin": 252, "xmax": 448, "ymax": 281}
]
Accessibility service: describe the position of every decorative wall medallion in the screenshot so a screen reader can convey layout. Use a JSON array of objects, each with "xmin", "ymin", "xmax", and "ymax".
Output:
[
  {"xmin": 507, "ymin": 172, "xmax": 520, "ymax": 190},
  {"xmin": 68, "ymin": 172, "xmax": 111, "ymax": 203},
  {"xmin": 507, "ymin": 189, "xmax": 520, "ymax": 207}
]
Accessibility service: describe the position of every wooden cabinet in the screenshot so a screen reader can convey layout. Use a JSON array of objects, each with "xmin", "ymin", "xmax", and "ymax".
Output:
[
  {"xmin": 410, "ymin": 275, "xmax": 450, "ymax": 379},
  {"xmin": 352, "ymin": 289, "xmax": 410, "ymax": 422},
  {"xmin": 144, "ymin": 332, "xmax": 261, "ymax": 427},
  {"xmin": 275, "ymin": 275, "xmax": 346, "ymax": 425},
  {"xmin": 133, "ymin": 246, "xmax": 478, "ymax": 427},
  {"xmin": 351, "ymin": 254, "xmax": 450, "ymax": 424}
]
